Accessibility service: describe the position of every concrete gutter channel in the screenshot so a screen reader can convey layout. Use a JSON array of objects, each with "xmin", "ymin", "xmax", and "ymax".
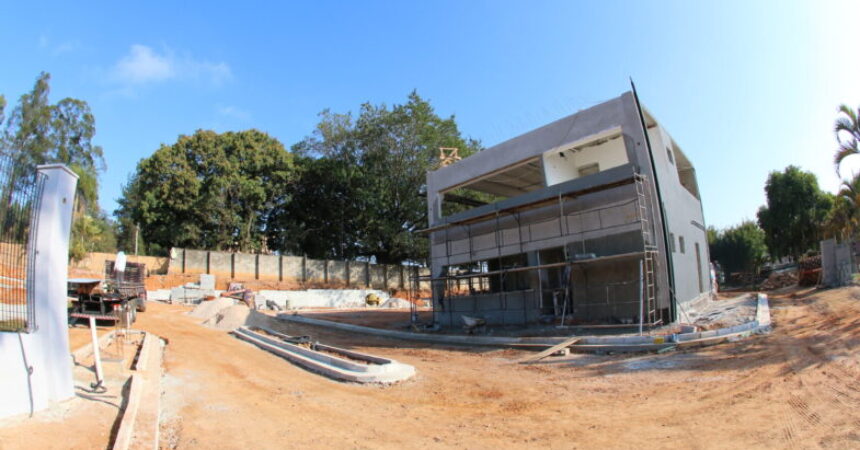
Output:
[
  {"xmin": 112, "ymin": 331, "xmax": 165, "ymax": 450},
  {"xmin": 276, "ymin": 293, "xmax": 772, "ymax": 354},
  {"xmin": 232, "ymin": 326, "xmax": 416, "ymax": 384}
]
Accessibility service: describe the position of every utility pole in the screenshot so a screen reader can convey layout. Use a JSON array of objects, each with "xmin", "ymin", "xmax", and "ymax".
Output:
[{"xmin": 134, "ymin": 223, "xmax": 139, "ymax": 257}]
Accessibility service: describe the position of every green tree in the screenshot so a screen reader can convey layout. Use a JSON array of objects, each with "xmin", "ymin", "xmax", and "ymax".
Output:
[
  {"xmin": 1, "ymin": 72, "xmax": 108, "ymax": 261},
  {"xmin": 834, "ymin": 104, "xmax": 860, "ymax": 174},
  {"xmin": 828, "ymin": 104, "xmax": 860, "ymax": 240},
  {"xmin": 285, "ymin": 91, "xmax": 482, "ymax": 263},
  {"xmin": 756, "ymin": 166, "xmax": 832, "ymax": 261},
  {"xmin": 266, "ymin": 155, "xmax": 363, "ymax": 259},
  {"xmin": 709, "ymin": 221, "xmax": 768, "ymax": 274},
  {"xmin": 69, "ymin": 212, "xmax": 117, "ymax": 260},
  {"xmin": 117, "ymin": 129, "xmax": 295, "ymax": 254}
]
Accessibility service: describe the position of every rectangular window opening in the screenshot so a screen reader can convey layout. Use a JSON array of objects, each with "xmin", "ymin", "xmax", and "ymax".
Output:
[
  {"xmin": 672, "ymin": 143, "xmax": 701, "ymax": 200},
  {"xmin": 440, "ymin": 158, "xmax": 544, "ymax": 218},
  {"xmin": 443, "ymin": 252, "xmax": 532, "ymax": 297}
]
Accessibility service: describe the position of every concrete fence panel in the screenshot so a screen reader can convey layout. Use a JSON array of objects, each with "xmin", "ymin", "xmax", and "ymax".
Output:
[{"xmin": 166, "ymin": 248, "xmax": 426, "ymax": 290}]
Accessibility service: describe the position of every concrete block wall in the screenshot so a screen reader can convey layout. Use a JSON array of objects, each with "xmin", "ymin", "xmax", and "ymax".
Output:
[
  {"xmin": 68, "ymin": 251, "xmax": 170, "ymax": 276},
  {"xmin": 258, "ymin": 254, "xmax": 280, "ymax": 279},
  {"xmin": 234, "ymin": 253, "xmax": 256, "ymax": 279},
  {"xmin": 305, "ymin": 259, "xmax": 326, "ymax": 282},
  {"xmin": 168, "ymin": 248, "xmax": 430, "ymax": 290},
  {"xmin": 208, "ymin": 251, "xmax": 231, "ymax": 276},
  {"xmin": 437, "ymin": 290, "xmax": 539, "ymax": 326}
]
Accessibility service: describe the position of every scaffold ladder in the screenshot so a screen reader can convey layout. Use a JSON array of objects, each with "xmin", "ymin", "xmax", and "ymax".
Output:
[{"xmin": 635, "ymin": 173, "xmax": 659, "ymax": 325}]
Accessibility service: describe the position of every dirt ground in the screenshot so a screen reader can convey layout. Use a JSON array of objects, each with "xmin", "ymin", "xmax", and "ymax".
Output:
[
  {"xmin": 155, "ymin": 286, "xmax": 860, "ymax": 449},
  {"xmin": 2, "ymin": 285, "xmax": 859, "ymax": 449},
  {"xmin": 0, "ymin": 330, "xmax": 143, "ymax": 450}
]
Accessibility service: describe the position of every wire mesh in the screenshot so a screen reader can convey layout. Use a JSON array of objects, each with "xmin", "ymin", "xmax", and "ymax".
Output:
[{"xmin": 0, "ymin": 157, "xmax": 45, "ymax": 333}]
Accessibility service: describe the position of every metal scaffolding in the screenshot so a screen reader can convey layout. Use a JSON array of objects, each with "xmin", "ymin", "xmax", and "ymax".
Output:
[{"xmin": 418, "ymin": 170, "xmax": 664, "ymax": 330}]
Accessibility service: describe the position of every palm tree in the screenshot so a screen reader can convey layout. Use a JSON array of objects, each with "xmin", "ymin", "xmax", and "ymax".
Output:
[
  {"xmin": 827, "ymin": 174, "xmax": 860, "ymax": 239},
  {"xmin": 834, "ymin": 104, "xmax": 860, "ymax": 175}
]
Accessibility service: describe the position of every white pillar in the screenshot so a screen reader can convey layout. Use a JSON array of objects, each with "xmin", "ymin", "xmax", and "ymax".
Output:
[{"xmin": 0, "ymin": 164, "xmax": 78, "ymax": 418}]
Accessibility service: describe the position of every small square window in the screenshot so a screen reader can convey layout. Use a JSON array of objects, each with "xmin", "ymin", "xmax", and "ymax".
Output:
[
  {"xmin": 679, "ymin": 236, "xmax": 686, "ymax": 254},
  {"xmin": 666, "ymin": 147, "xmax": 674, "ymax": 165}
]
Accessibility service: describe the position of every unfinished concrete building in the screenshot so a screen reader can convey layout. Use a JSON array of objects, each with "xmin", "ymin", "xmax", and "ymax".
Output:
[{"xmin": 424, "ymin": 91, "xmax": 710, "ymax": 329}]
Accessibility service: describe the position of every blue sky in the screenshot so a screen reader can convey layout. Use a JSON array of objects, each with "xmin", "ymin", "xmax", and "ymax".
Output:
[{"xmin": 2, "ymin": 1, "xmax": 858, "ymax": 229}]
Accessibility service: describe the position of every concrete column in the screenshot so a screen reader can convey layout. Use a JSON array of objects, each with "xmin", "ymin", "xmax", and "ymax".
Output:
[
  {"xmin": 0, "ymin": 164, "xmax": 78, "ymax": 418},
  {"xmin": 302, "ymin": 255, "xmax": 307, "ymax": 283},
  {"xmin": 324, "ymin": 260, "xmax": 329, "ymax": 284},
  {"xmin": 345, "ymin": 260, "xmax": 350, "ymax": 287}
]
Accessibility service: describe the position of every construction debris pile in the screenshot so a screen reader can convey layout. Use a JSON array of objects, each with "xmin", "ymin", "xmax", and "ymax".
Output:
[
  {"xmin": 798, "ymin": 255, "xmax": 822, "ymax": 286},
  {"xmin": 188, "ymin": 297, "xmax": 266, "ymax": 331},
  {"xmin": 760, "ymin": 270, "xmax": 797, "ymax": 291}
]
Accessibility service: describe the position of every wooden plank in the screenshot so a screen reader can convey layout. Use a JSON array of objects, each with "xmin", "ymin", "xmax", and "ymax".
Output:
[{"xmin": 518, "ymin": 336, "xmax": 581, "ymax": 364}]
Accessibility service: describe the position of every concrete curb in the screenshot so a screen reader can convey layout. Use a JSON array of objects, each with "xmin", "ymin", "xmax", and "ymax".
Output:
[
  {"xmin": 112, "ymin": 332, "xmax": 164, "ymax": 450},
  {"xmin": 233, "ymin": 327, "xmax": 415, "ymax": 384},
  {"xmin": 276, "ymin": 293, "xmax": 772, "ymax": 353}
]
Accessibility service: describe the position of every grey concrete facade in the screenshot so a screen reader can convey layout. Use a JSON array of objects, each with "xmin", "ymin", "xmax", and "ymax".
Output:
[{"xmin": 426, "ymin": 92, "xmax": 710, "ymax": 327}]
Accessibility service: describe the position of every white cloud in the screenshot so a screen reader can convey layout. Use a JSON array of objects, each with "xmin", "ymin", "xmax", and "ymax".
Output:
[
  {"xmin": 53, "ymin": 40, "xmax": 81, "ymax": 55},
  {"xmin": 110, "ymin": 44, "xmax": 232, "ymax": 86},
  {"xmin": 37, "ymin": 34, "xmax": 81, "ymax": 55},
  {"xmin": 216, "ymin": 105, "xmax": 251, "ymax": 121},
  {"xmin": 111, "ymin": 45, "xmax": 174, "ymax": 84}
]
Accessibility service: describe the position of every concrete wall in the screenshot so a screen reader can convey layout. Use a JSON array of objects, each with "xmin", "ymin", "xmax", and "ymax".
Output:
[
  {"xmin": 821, "ymin": 238, "xmax": 855, "ymax": 287},
  {"xmin": 69, "ymin": 252, "xmax": 169, "ymax": 276},
  {"xmin": 542, "ymin": 130, "xmax": 629, "ymax": 186},
  {"xmin": 646, "ymin": 124, "xmax": 711, "ymax": 319},
  {"xmin": 436, "ymin": 290, "xmax": 541, "ymax": 327},
  {"xmin": 0, "ymin": 165, "xmax": 78, "ymax": 418},
  {"xmin": 167, "ymin": 248, "xmax": 429, "ymax": 290}
]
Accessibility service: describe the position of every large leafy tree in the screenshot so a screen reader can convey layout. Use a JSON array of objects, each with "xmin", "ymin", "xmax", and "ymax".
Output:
[
  {"xmin": 709, "ymin": 221, "xmax": 768, "ymax": 274},
  {"xmin": 118, "ymin": 129, "xmax": 295, "ymax": 254},
  {"xmin": 0, "ymin": 72, "xmax": 110, "ymax": 260},
  {"xmin": 756, "ymin": 166, "xmax": 832, "ymax": 261},
  {"xmin": 282, "ymin": 92, "xmax": 482, "ymax": 263},
  {"xmin": 266, "ymin": 155, "xmax": 363, "ymax": 259}
]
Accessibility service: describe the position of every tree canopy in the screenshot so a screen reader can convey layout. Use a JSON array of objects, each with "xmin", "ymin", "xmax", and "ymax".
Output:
[
  {"xmin": 277, "ymin": 92, "xmax": 482, "ymax": 263},
  {"xmin": 117, "ymin": 129, "xmax": 295, "ymax": 254},
  {"xmin": 0, "ymin": 72, "xmax": 110, "ymax": 260},
  {"xmin": 117, "ymin": 92, "xmax": 481, "ymax": 263},
  {"xmin": 756, "ymin": 165, "xmax": 832, "ymax": 261},
  {"xmin": 709, "ymin": 221, "xmax": 768, "ymax": 274}
]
